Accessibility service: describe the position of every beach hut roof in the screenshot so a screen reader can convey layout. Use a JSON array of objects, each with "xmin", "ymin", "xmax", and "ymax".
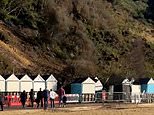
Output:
[
  {"xmin": 147, "ymin": 78, "xmax": 154, "ymax": 84},
  {"xmin": 46, "ymin": 74, "xmax": 57, "ymax": 82},
  {"xmin": 6, "ymin": 74, "xmax": 19, "ymax": 81},
  {"xmin": 2, "ymin": 74, "xmax": 12, "ymax": 80},
  {"xmin": 20, "ymin": 74, "xmax": 32, "ymax": 81},
  {"xmin": 72, "ymin": 77, "xmax": 88, "ymax": 83},
  {"xmin": 106, "ymin": 75, "xmax": 127, "ymax": 85},
  {"xmin": 34, "ymin": 74, "xmax": 45, "ymax": 81},
  {"xmin": 72, "ymin": 77, "xmax": 95, "ymax": 84},
  {"xmin": 0, "ymin": 75, "xmax": 5, "ymax": 80},
  {"xmin": 139, "ymin": 78, "xmax": 151, "ymax": 84}
]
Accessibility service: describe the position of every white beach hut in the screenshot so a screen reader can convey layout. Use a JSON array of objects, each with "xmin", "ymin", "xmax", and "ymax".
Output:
[
  {"xmin": 33, "ymin": 74, "xmax": 45, "ymax": 91},
  {"xmin": 92, "ymin": 77, "xmax": 103, "ymax": 92},
  {"xmin": 0, "ymin": 75, "xmax": 5, "ymax": 92},
  {"xmin": 6, "ymin": 74, "xmax": 20, "ymax": 92},
  {"xmin": 131, "ymin": 79, "xmax": 141, "ymax": 103},
  {"xmin": 45, "ymin": 74, "xmax": 57, "ymax": 91},
  {"xmin": 19, "ymin": 74, "xmax": 33, "ymax": 92},
  {"xmin": 71, "ymin": 77, "xmax": 95, "ymax": 102},
  {"xmin": 71, "ymin": 77, "xmax": 95, "ymax": 94}
]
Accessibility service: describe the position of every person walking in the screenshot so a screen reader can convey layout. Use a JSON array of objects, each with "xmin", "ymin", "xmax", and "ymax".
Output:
[
  {"xmin": 49, "ymin": 89, "xmax": 57, "ymax": 110},
  {"xmin": 20, "ymin": 90, "xmax": 27, "ymax": 108},
  {"xmin": 29, "ymin": 89, "xmax": 34, "ymax": 107},
  {"xmin": 57, "ymin": 86, "xmax": 65, "ymax": 107},
  {"xmin": 43, "ymin": 88, "xmax": 49, "ymax": 110},
  {"xmin": 36, "ymin": 88, "xmax": 43, "ymax": 108},
  {"xmin": 0, "ymin": 93, "xmax": 4, "ymax": 111}
]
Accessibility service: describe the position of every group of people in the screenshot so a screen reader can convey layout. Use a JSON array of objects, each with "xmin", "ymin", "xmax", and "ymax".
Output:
[{"xmin": 20, "ymin": 86, "xmax": 67, "ymax": 110}]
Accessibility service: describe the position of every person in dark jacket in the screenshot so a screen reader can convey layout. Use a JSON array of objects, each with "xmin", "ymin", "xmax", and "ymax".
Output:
[
  {"xmin": 29, "ymin": 89, "xmax": 34, "ymax": 107},
  {"xmin": 43, "ymin": 88, "xmax": 49, "ymax": 110},
  {"xmin": 62, "ymin": 95, "xmax": 67, "ymax": 107},
  {"xmin": 0, "ymin": 93, "xmax": 4, "ymax": 111},
  {"xmin": 36, "ymin": 88, "xmax": 43, "ymax": 108},
  {"xmin": 57, "ymin": 86, "xmax": 65, "ymax": 107},
  {"xmin": 20, "ymin": 90, "xmax": 27, "ymax": 108}
]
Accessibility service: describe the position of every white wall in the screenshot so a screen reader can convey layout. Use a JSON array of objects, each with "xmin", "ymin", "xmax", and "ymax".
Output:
[
  {"xmin": 7, "ymin": 82, "xmax": 20, "ymax": 92},
  {"xmin": 131, "ymin": 85, "xmax": 141, "ymax": 94},
  {"xmin": 131, "ymin": 85, "xmax": 141, "ymax": 103},
  {"xmin": 34, "ymin": 82, "xmax": 45, "ymax": 91},
  {"xmin": 95, "ymin": 80, "xmax": 103, "ymax": 91},
  {"xmin": 46, "ymin": 82, "xmax": 57, "ymax": 91},
  {"xmin": 20, "ymin": 82, "xmax": 33, "ymax": 92},
  {"xmin": 82, "ymin": 83, "xmax": 95, "ymax": 94},
  {"xmin": 0, "ymin": 80, "xmax": 5, "ymax": 92}
]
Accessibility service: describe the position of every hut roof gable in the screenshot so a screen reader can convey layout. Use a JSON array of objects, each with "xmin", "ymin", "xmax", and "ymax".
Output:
[
  {"xmin": 72, "ymin": 77, "xmax": 95, "ymax": 84},
  {"xmin": 147, "ymin": 78, "xmax": 154, "ymax": 84},
  {"xmin": 6, "ymin": 74, "xmax": 19, "ymax": 81},
  {"xmin": 20, "ymin": 74, "xmax": 32, "ymax": 81},
  {"xmin": 0, "ymin": 75, "xmax": 5, "ymax": 81},
  {"xmin": 82, "ymin": 77, "xmax": 95, "ymax": 84},
  {"xmin": 95, "ymin": 80, "xmax": 103, "ymax": 85},
  {"xmin": 34, "ymin": 74, "xmax": 45, "ymax": 82},
  {"xmin": 46, "ymin": 74, "xmax": 57, "ymax": 82}
]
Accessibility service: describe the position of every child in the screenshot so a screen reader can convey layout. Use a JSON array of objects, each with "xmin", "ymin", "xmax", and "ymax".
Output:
[{"xmin": 62, "ymin": 95, "xmax": 67, "ymax": 107}]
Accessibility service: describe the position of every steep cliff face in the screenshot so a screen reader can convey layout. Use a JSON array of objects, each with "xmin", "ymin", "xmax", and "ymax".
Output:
[{"xmin": 0, "ymin": 0, "xmax": 153, "ymax": 81}]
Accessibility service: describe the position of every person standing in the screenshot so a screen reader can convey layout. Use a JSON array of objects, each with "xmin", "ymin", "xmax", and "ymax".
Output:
[
  {"xmin": 62, "ymin": 95, "xmax": 67, "ymax": 107},
  {"xmin": 57, "ymin": 86, "xmax": 65, "ymax": 107},
  {"xmin": 0, "ymin": 93, "xmax": 4, "ymax": 111},
  {"xmin": 20, "ymin": 90, "xmax": 27, "ymax": 108},
  {"xmin": 49, "ymin": 89, "xmax": 57, "ymax": 109},
  {"xmin": 36, "ymin": 88, "xmax": 43, "ymax": 108},
  {"xmin": 43, "ymin": 88, "xmax": 49, "ymax": 110},
  {"xmin": 29, "ymin": 89, "xmax": 34, "ymax": 107}
]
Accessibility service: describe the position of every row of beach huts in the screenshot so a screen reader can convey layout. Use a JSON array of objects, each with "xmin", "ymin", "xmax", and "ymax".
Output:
[
  {"xmin": 0, "ymin": 74, "xmax": 103, "ymax": 93},
  {"xmin": 0, "ymin": 73, "xmax": 154, "ymax": 103}
]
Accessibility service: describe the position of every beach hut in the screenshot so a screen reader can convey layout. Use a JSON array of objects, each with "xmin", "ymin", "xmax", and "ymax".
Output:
[
  {"xmin": 131, "ymin": 79, "xmax": 141, "ymax": 103},
  {"xmin": 106, "ymin": 76, "xmax": 131, "ymax": 101},
  {"xmin": 92, "ymin": 77, "xmax": 103, "ymax": 92},
  {"xmin": 33, "ymin": 74, "xmax": 45, "ymax": 91},
  {"xmin": 19, "ymin": 74, "xmax": 33, "ymax": 92},
  {"xmin": 107, "ymin": 76, "xmax": 131, "ymax": 92},
  {"xmin": 71, "ymin": 77, "xmax": 95, "ymax": 102},
  {"xmin": 45, "ymin": 74, "xmax": 57, "ymax": 91},
  {"xmin": 71, "ymin": 77, "xmax": 95, "ymax": 94},
  {"xmin": 6, "ymin": 74, "xmax": 20, "ymax": 92},
  {"xmin": 140, "ymin": 78, "xmax": 154, "ymax": 93},
  {"xmin": 0, "ymin": 75, "xmax": 5, "ymax": 92}
]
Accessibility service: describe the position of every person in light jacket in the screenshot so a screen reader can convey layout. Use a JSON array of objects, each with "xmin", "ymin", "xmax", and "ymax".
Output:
[{"xmin": 49, "ymin": 89, "xmax": 57, "ymax": 109}]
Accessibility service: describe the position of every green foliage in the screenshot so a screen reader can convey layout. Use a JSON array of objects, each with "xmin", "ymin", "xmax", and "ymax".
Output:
[
  {"xmin": 115, "ymin": 0, "xmax": 148, "ymax": 18},
  {"xmin": 0, "ymin": 0, "xmax": 153, "ymax": 79}
]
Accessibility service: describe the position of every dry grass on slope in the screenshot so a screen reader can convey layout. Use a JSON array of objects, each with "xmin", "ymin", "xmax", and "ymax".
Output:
[
  {"xmin": 0, "ymin": 21, "xmax": 34, "ymax": 69},
  {"xmin": 0, "ymin": 40, "xmax": 33, "ymax": 68}
]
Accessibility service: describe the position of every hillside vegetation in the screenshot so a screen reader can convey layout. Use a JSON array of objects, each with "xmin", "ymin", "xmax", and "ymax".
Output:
[{"xmin": 0, "ymin": 0, "xmax": 154, "ymax": 83}]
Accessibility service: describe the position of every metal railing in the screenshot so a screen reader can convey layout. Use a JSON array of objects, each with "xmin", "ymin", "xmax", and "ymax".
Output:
[{"xmin": 95, "ymin": 92, "xmax": 154, "ymax": 104}]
